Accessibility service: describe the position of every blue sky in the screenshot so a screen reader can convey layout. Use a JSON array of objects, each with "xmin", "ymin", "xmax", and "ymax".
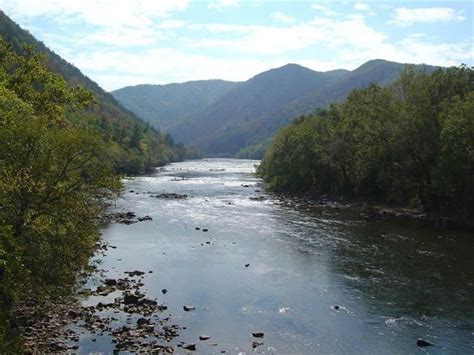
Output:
[{"xmin": 3, "ymin": 0, "xmax": 473, "ymax": 90}]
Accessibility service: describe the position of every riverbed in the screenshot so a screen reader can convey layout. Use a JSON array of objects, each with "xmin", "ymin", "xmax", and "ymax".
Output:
[{"xmin": 73, "ymin": 158, "xmax": 473, "ymax": 354}]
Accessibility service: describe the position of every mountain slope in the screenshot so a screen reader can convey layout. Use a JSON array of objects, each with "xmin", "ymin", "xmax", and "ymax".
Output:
[
  {"xmin": 168, "ymin": 64, "xmax": 347, "ymax": 155},
  {"xmin": 112, "ymin": 80, "xmax": 238, "ymax": 131},
  {"xmin": 111, "ymin": 57, "xmax": 437, "ymax": 157},
  {"xmin": 241, "ymin": 59, "xmax": 437, "ymax": 145},
  {"xmin": 171, "ymin": 60, "xmax": 435, "ymax": 156},
  {"xmin": 0, "ymin": 11, "xmax": 192, "ymax": 172}
]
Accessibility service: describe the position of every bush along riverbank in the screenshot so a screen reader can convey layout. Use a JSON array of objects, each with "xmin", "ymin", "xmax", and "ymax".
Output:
[
  {"xmin": 258, "ymin": 66, "xmax": 474, "ymax": 227},
  {"xmin": 0, "ymin": 38, "xmax": 191, "ymax": 351}
]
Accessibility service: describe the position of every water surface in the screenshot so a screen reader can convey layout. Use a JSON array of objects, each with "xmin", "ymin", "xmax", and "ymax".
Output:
[{"xmin": 77, "ymin": 158, "xmax": 474, "ymax": 354}]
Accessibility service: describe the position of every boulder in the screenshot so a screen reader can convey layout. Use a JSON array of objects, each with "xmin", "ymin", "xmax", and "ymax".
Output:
[
  {"xmin": 183, "ymin": 343, "xmax": 196, "ymax": 351},
  {"xmin": 417, "ymin": 338, "xmax": 434, "ymax": 347},
  {"xmin": 123, "ymin": 294, "xmax": 140, "ymax": 305},
  {"xmin": 104, "ymin": 278, "xmax": 117, "ymax": 286}
]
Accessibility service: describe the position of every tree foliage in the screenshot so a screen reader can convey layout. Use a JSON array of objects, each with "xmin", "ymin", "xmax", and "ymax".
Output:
[
  {"xmin": 259, "ymin": 66, "xmax": 474, "ymax": 217},
  {"xmin": 0, "ymin": 39, "xmax": 123, "ymax": 349}
]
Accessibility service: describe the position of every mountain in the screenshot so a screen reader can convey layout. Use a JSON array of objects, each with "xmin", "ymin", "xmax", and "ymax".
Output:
[
  {"xmin": 241, "ymin": 59, "xmax": 424, "ymax": 146},
  {"xmin": 112, "ymin": 60, "xmax": 436, "ymax": 158},
  {"xmin": 0, "ymin": 11, "xmax": 193, "ymax": 172},
  {"xmin": 168, "ymin": 64, "xmax": 350, "ymax": 155},
  {"xmin": 112, "ymin": 80, "xmax": 238, "ymax": 131}
]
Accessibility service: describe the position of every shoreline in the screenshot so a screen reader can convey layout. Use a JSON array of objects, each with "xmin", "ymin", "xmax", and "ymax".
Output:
[
  {"xmin": 12, "ymin": 211, "xmax": 181, "ymax": 353},
  {"xmin": 271, "ymin": 191, "xmax": 474, "ymax": 231}
]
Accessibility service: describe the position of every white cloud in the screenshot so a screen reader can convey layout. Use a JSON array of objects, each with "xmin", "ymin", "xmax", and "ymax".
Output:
[
  {"xmin": 159, "ymin": 20, "xmax": 186, "ymax": 30},
  {"xmin": 395, "ymin": 37, "xmax": 473, "ymax": 66},
  {"xmin": 190, "ymin": 23, "xmax": 256, "ymax": 34},
  {"xmin": 311, "ymin": 4, "xmax": 339, "ymax": 17},
  {"xmin": 74, "ymin": 33, "xmax": 473, "ymax": 91},
  {"xmin": 71, "ymin": 48, "xmax": 285, "ymax": 90},
  {"xmin": 271, "ymin": 12, "xmax": 296, "ymax": 24},
  {"xmin": 208, "ymin": 0, "xmax": 239, "ymax": 9},
  {"xmin": 4, "ymin": 0, "xmax": 471, "ymax": 91},
  {"xmin": 190, "ymin": 16, "xmax": 387, "ymax": 55},
  {"xmin": 390, "ymin": 7, "xmax": 465, "ymax": 27},
  {"xmin": 2, "ymin": 0, "xmax": 190, "ymax": 28},
  {"xmin": 336, "ymin": 33, "xmax": 472, "ymax": 70},
  {"xmin": 354, "ymin": 2, "xmax": 370, "ymax": 11}
]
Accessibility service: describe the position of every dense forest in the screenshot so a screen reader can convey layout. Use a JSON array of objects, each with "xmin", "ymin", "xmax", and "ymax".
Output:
[{"xmin": 259, "ymin": 66, "xmax": 473, "ymax": 218}]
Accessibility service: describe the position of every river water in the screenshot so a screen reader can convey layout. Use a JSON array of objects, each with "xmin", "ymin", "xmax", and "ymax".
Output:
[{"xmin": 76, "ymin": 159, "xmax": 473, "ymax": 354}]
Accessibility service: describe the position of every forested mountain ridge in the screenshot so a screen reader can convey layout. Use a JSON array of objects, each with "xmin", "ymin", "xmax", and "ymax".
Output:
[
  {"xmin": 169, "ymin": 63, "xmax": 348, "ymax": 155},
  {"xmin": 241, "ymin": 59, "xmax": 430, "ymax": 149},
  {"xmin": 113, "ymin": 59, "xmax": 436, "ymax": 157},
  {"xmin": 0, "ymin": 11, "xmax": 196, "ymax": 173},
  {"xmin": 112, "ymin": 80, "xmax": 239, "ymax": 131}
]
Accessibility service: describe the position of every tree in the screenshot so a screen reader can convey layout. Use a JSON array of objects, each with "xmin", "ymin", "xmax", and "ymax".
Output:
[{"xmin": 0, "ymin": 39, "xmax": 120, "ymax": 349}]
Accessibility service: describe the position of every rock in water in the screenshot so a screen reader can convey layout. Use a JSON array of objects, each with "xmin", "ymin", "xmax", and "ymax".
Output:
[
  {"xmin": 199, "ymin": 335, "xmax": 211, "ymax": 341},
  {"xmin": 123, "ymin": 294, "xmax": 140, "ymax": 305},
  {"xmin": 136, "ymin": 317, "xmax": 149, "ymax": 326},
  {"xmin": 183, "ymin": 305, "xmax": 195, "ymax": 311},
  {"xmin": 126, "ymin": 270, "xmax": 145, "ymax": 277},
  {"xmin": 68, "ymin": 310, "xmax": 80, "ymax": 318},
  {"xmin": 252, "ymin": 332, "xmax": 264, "ymax": 338},
  {"xmin": 417, "ymin": 338, "xmax": 434, "ymax": 347},
  {"xmin": 104, "ymin": 278, "xmax": 117, "ymax": 286},
  {"xmin": 252, "ymin": 341, "xmax": 263, "ymax": 349},
  {"xmin": 183, "ymin": 343, "xmax": 196, "ymax": 351}
]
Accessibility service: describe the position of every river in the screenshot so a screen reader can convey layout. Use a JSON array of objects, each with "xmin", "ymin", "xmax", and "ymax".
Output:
[{"xmin": 74, "ymin": 158, "xmax": 473, "ymax": 354}]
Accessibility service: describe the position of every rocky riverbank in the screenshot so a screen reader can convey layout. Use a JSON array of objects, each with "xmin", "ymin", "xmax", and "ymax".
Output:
[
  {"xmin": 12, "ymin": 205, "xmax": 269, "ymax": 353},
  {"xmin": 11, "ymin": 210, "xmax": 179, "ymax": 353},
  {"xmin": 12, "ymin": 240, "xmax": 180, "ymax": 353},
  {"xmin": 272, "ymin": 193, "xmax": 473, "ymax": 230}
]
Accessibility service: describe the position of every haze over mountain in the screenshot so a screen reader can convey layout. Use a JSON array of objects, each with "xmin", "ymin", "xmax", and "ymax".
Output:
[{"xmin": 113, "ymin": 59, "xmax": 436, "ymax": 157}]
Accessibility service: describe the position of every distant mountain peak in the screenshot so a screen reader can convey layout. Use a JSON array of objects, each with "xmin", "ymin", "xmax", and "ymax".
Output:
[
  {"xmin": 279, "ymin": 63, "xmax": 309, "ymax": 69},
  {"xmin": 355, "ymin": 58, "xmax": 407, "ymax": 71}
]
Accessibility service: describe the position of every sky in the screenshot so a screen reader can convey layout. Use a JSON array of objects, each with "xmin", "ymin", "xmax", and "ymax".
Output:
[{"xmin": 2, "ymin": 0, "xmax": 473, "ymax": 91}]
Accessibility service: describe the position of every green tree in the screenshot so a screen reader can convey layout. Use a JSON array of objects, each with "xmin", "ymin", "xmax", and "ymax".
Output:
[{"xmin": 0, "ymin": 39, "xmax": 120, "ymax": 349}]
